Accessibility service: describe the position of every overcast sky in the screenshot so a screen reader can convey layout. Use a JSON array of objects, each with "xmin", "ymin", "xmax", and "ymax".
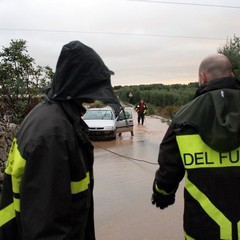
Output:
[{"xmin": 1, "ymin": 0, "xmax": 240, "ymax": 86}]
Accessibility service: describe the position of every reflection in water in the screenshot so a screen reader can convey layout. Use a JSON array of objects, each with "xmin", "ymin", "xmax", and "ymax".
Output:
[{"xmin": 93, "ymin": 116, "xmax": 184, "ymax": 240}]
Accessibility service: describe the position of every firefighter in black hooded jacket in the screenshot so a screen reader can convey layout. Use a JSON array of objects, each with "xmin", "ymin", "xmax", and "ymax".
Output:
[
  {"xmin": 152, "ymin": 53, "xmax": 240, "ymax": 240},
  {"xmin": 0, "ymin": 41, "xmax": 122, "ymax": 240}
]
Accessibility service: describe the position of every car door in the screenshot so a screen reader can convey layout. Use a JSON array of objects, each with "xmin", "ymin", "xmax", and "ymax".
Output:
[{"xmin": 116, "ymin": 108, "xmax": 134, "ymax": 134}]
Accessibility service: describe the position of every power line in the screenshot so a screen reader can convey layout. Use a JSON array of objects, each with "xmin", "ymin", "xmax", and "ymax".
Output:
[
  {"xmin": 0, "ymin": 28, "xmax": 226, "ymax": 41},
  {"xmin": 129, "ymin": 0, "xmax": 240, "ymax": 9}
]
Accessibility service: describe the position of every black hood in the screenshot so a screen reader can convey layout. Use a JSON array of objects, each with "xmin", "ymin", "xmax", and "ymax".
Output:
[{"xmin": 48, "ymin": 40, "xmax": 122, "ymax": 115}]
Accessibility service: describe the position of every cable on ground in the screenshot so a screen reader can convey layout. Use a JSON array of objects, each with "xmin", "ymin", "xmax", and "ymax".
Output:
[{"xmin": 95, "ymin": 145, "xmax": 158, "ymax": 165}]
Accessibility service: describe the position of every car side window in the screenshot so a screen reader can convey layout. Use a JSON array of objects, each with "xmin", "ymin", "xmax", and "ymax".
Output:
[{"xmin": 118, "ymin": 110, "xmax": 131, "ymax": 120}]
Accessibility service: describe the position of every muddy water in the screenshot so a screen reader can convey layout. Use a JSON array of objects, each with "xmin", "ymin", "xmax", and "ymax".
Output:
[{"xmin": 93, "ymin": 114, "xmax": 184, "ymax": 240}]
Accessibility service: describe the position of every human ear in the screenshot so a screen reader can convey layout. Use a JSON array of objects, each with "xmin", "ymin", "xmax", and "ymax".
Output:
[{"xmin": 199, "ymin": 72, "xmax": 207, "ymax": 85}]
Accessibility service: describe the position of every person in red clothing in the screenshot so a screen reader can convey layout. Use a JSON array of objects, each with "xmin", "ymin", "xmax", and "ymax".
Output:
[{"xmin": 135, "ymin": 99, "xmax": 148, "ymax": 125}]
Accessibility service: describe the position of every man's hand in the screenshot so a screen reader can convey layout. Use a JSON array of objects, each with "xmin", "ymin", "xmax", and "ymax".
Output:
[
  {"xmin": 151, "ymin": 193, "xmax": 175, "ymax": 209},
  {"xmin": 151, "ymin": 181, "xmax": 176, "ymax": 209}
]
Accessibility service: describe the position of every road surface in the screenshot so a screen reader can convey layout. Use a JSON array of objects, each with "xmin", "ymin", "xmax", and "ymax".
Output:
[{"xmin": 93, "ymin": 112, "xmax": 185, "ymax": 240}]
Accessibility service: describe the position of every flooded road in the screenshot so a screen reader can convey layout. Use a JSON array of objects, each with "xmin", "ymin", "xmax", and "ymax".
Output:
[{"xmin": 92, "ymin": 113, "xmax": 185, "ymax": 240}]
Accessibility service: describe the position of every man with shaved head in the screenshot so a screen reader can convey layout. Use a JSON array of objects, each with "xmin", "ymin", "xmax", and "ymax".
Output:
[
  {"xmin": 199, "ymin": 54, "xmax": 234, "ymax": 85},
  {"xmin": 152, "ymin": 53, "xmax": 240, "ymax": 239}
]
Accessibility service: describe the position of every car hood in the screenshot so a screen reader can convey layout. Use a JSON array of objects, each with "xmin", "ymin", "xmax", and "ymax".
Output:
[{"xmin": 84, "ymin": 119, "xmax": 116, "ymax": 128}]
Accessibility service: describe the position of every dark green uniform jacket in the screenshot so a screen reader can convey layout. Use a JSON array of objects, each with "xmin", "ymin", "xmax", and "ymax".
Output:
[
  {"xmin": 0, "ymin": 41, "xmax": 122, "ymax": 239},
  {"xmin": 155, "ymin": 77, "xmax": 240, "ymax": 240}
]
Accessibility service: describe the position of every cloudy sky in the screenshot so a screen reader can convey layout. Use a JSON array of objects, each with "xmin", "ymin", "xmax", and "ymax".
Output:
[{"xmin": 1, "ymin": 0, "xmax": 240, "ymax": 86}]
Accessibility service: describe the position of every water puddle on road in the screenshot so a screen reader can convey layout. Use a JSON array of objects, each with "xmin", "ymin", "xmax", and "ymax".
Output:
[{"xmin": 92, "ymin": 116, "xmax": 184, "ymax": 240}]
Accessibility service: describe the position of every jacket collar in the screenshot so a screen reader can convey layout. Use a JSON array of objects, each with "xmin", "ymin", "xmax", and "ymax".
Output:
[{"xmin": 194, "ymin": 77, "xmax": 240, "ymax": 99}]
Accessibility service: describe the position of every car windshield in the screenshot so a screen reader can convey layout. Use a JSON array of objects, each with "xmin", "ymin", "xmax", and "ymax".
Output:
[{"xmin": 84, "ymin": 110, "xmax": 114, "ymax": 120}]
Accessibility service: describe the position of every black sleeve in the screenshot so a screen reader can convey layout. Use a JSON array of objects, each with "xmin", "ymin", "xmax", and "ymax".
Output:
[
  {"xmin": 20, "ymin": 135, "xmax": 73, "ymax": 239},
  {"xmin": 154, "ymin": 124, "xmax": 185, "ymax": 193}
]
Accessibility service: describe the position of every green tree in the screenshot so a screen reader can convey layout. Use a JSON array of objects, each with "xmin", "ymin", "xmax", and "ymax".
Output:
[
  {"xmin": 0, "ymin": 39, "xmax": 53, "ymax": 123},
  {"xmin": 218, "ymin": 35, "xmax": 240, "ymax": 78}
]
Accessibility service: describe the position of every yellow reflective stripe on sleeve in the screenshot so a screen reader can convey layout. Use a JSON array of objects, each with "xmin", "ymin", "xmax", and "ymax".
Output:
[
  {"xmin": 0, "ymin": 203, "xmax": 16, "ymax": 227},
  {"xmin": 237, "ymin": 221, "xmax": 240, "ymax": 239},
  {"xmin": 71, "ymin": 172, "xmax": 90, "ymax": 194},
  {"xmin": 13, "ymin": 197, "xmax": 20, "ymax": 212},
  {"xmin": 155, "ymin": 183, "xmax": 170, "ymax": 195},
  {"xmin": 5, "ymin": 138, "xmax": 26, "ymax": 194},
  {"xmin": 185, "ymin": 176, "xmax": 232, "ymax": 239},
  {"xmin": 5, "ymin": 138, "xmax": 16, "ymax": 175},
  {"xmin": 176, "ymin": 134, "xmax": 240, "ymax": 169},
  {"xmin": 184, "ymin": 231, "xmax": 195, "ymax": 240}
]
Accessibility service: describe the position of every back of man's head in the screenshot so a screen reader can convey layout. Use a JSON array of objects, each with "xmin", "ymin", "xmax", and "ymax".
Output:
[{"xmin": 198, "ymin": 53, "xmax": 233, "ymax": 86}]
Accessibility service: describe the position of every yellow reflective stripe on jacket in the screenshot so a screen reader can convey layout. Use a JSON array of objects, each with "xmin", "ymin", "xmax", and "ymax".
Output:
[
  {"xmin": 5, "ymin": 138, "xmax": 26, "ymax": 194},
  {"xmin": 13, "ymin": 197, "xmax": 20, "ymax": 212},
  {"xmin": 185, "ymin": 176, "xmax": 232, "ymax": 239},
  {"xmin": 154, "ymin": 183, "xmax": 172, "ymax": 195},
  {"xmin": 176, "ymin": 134, "xmax": 240, "ymax": 169},
  {"xmin": 184, "ymin": 231, "xmax": 195, "ymax": 240},
  {"xmin": 238, "ymin": 221, "xmax": 240, "ymax": 239},
  {"xmin": 0, "ymin": 203, "xmax": 15, "ymax": 227},
  {"xmin": 71, "ymin": 172, "xmax": 90, "ymax": 194}
]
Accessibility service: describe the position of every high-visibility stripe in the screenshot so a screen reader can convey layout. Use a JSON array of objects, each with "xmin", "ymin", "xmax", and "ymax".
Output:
[
  {"xmin": 0, "ymin": 203, "xmax": 16, "ymax": 227},
  {"xmin": 184, "ymin": 231, "xmax": 195, "ymax": 240},
  {"xmin": 185, "ymin": 176, "xmax": 232, "ymax": 239},
  {"xmin": 5, "ymin": 138, "xmax": 26, "ymax": 194},
  {"xmin": 237, "ymin": 221, "xmax": 240, "ymax": 239},
  {"xmin": 154, "ymin": 183, "xmax": 169, "ymax": 195},
  {"xmin": 71, "ymin": 172, "xmax": 90, "ymax": 194},
  {"xmin": 176, "ymin": 134, "xmax": 240, "ymax": 169},
  {"xmin": 4, "ymin": 139, "xmax": 16, "ymax": 175},
  {"xmin": 13, "ymin": 197, "xmax": 20, "ymax": 212}
]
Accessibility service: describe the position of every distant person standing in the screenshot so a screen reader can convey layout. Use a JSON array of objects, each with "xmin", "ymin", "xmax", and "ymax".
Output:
[{"xmin": 135, "ymin": 99, "xmax": 147, "ymax": 125}]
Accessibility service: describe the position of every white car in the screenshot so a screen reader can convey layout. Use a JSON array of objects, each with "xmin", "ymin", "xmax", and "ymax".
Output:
[{"xmin": 83, "ymin": 107, "xmax": 134, "ymax": 140}]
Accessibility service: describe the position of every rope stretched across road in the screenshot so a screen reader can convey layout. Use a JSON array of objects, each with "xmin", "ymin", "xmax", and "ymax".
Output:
[{"xmin": 95, "ymin": 145, "xmax": 158, "ymax": 165}]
